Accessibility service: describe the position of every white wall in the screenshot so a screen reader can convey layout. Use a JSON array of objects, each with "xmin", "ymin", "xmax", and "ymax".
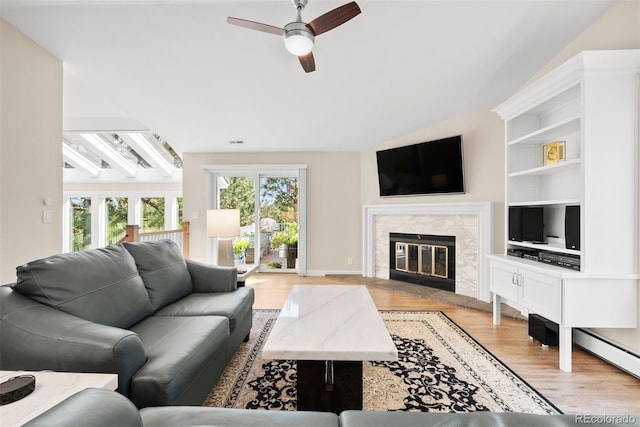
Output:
[
  {"xmin": 1, "ymin": 19, "xmax": 63, "ymax": 284},
  {"xmin": 183, "ymin": 152, "xmax": 361, "ymax": 274}
]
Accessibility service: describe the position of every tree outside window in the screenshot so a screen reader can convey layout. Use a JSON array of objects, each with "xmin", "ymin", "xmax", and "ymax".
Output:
[
  {"xmin": 142, "ymin": 197, "xmax": 165, "ymax": 232},
  {"xmin": 106, "ymin": 197, "xmax": 128, "ymax": 244},
  {"xmin": 71, "ymin": 197, "xmax": 91, "ymax": 251},
  {"xmin": 177, "ymin": 197, "xmax": 183, "ymax": 228}
]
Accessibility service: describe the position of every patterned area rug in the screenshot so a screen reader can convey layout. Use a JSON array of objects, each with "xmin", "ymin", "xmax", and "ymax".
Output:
[{"xmin": 204, "ymin": 310, "xmax": 561, "ymax": 414}]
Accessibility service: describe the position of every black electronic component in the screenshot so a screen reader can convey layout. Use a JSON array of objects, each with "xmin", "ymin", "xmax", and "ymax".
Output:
[{"xmin": 0, "ymin": 375, "xmax": 36, "ymax": 405}]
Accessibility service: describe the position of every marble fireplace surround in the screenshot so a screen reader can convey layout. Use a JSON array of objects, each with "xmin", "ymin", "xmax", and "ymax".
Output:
[{"xmin": 362, "ymin": 202, "xmax": 493, "ymax": 302}]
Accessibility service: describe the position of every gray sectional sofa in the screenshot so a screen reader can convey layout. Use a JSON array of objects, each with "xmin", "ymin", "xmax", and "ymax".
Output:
[
  {"xmin": 25, "ymin": 388, "xmax": 631, "ymax": 427},
  {"xmin": 0, "ymin": 240, "xmax": 254, "ymax": 408}
]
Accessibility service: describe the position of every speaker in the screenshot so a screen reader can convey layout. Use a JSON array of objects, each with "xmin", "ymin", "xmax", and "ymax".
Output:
[
  {"xmin": 521, "ymin": 207, "xmax": 544, "ymax": 241},
  {"xmin": 508, "ymin": 207, "xmax": 522, "ymax": 241},
  {"xmin": 565, "ymin": 205, "xmax": 580, "ymax": 250},
  {"xmin": 509, "ymin": 207, "xmax": 544, "ymax": 242},
  {"xmin": 528, "ymin": 314, "xmax": 559, "ymax": 347}
]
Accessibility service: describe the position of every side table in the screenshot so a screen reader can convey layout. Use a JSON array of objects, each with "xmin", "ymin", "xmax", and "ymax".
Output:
[
  {"xmin": 236, "ymin": 263, "xmax": 259, "ymax": 287},
  {"xmin": 0, "ymin": 370, "xmax": 118, "ymax": 426}
]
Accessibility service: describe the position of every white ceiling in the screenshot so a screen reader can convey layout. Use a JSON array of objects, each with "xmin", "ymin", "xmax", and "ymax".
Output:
[{"xmin": 1, "ymin": 0, "xmax": 615, "ymax": 155}]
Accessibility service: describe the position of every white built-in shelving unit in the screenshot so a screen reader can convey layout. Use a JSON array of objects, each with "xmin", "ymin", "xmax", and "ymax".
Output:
[{"xmin": 489, "ymin": 50, "xmax": 639, "ymax": 372}]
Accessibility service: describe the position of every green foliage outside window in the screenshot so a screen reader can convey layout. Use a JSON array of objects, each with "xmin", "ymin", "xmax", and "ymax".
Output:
[
  {"xmin": 106, "ymin": 197, "xmax": 128, "ymax": 244},
  {"xmin": 142, "ymin": 197, "xmax": 165, "ymax": 232},
  {"xmin": 220, "ymin": 177, "xmax": 255, "ymax": 226},
  {"xmin": 177, "ymin": 197, "xmax": 183, "ymax": 228},
  {"xmin": 71, "ymin": 197, "xmax": 91, "ymax": 251},
  {"xmin": 260, "ymin": 177, "xmax": 298, "ymax": 224}
]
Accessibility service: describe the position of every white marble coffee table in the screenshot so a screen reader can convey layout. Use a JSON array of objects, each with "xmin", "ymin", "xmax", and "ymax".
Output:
[
  {"xmin": 262, "ymin": 285, "xmax": 397, "ymax": 412},
  {"xmin": 0, "ymin": 370, "xmax": 118, "ymax": 426}
]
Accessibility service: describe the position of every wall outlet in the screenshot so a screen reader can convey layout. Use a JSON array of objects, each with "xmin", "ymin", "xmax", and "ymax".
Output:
[{"xmin": 347, "ymin": 257, "xmax": 353, "ymax": 265}]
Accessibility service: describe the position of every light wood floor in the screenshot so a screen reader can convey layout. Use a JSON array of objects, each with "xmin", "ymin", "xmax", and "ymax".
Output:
[{"xmin": 245, "ymin": 274, "xmax": 640, "ymax": 415}]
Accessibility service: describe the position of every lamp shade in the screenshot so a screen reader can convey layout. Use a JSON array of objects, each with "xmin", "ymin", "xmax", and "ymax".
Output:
[{"xmin": 207, "ymin": 209, "xmax": 240, "ymax": 238}]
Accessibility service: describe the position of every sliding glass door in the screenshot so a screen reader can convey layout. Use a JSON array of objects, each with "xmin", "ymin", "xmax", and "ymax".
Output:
[{"xmin": 215, "ymin": 170, "xmax": 301, "ymax": 273}]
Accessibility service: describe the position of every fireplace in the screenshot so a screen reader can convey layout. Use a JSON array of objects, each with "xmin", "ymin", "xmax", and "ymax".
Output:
[
  {"xmin": 389, "ymin": 233, "xmax": 455, "ymax": 292},
  {"xmin": 363, "ymin": 202, "xmax": 493, "ymax": 302}
]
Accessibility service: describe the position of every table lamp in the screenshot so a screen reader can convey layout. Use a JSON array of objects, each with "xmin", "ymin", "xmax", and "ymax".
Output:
[{"xmin": 207, "ymin": 209, "xmax": 240, "ymax": 267}]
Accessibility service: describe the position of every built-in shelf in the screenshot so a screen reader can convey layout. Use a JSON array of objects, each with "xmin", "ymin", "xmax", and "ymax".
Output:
[
  {"xmin": 509, "ymin": 158, "xmax": 581, "ymax": 177},
  {"xmin": 508, "ymin": 199, "xmax": 581, "ymax": 207},
  {"xmin": 508, "ymin": 116, "xmax": 581, "ymax": 146},
  {"xmin": 492, "ymin": 50, "xmax": 640, "ymax": 373},
  {"xmin": 508, "ymin": 240, "xmax": 580, "ymax": 256}
]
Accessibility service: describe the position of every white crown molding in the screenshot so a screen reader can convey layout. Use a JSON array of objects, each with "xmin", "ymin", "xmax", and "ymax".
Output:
[{"xmin": 493, "ymin": 49, "xmax": 640, "ymax": 120}]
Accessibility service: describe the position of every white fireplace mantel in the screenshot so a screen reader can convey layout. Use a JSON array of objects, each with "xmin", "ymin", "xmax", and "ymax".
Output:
[{"xmin": 362, "ymin": 202, "xmax": 493, "ymax": 302}]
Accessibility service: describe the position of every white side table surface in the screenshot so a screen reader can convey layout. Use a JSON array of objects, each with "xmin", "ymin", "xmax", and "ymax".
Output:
[{"xmin": 0, "ymin": 370, "xmax": 118, "ymax": 427}]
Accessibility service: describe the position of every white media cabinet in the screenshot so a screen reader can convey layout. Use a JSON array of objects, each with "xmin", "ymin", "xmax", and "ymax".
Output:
[{"xmin": 490, "ymin": 50, "xmax": 639, "ymax": 372}]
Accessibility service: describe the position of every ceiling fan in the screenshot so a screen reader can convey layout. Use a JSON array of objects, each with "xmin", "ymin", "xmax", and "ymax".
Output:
[{"xmin": 227, "ymin": 0, "xmax": 361, "ymax": 73}]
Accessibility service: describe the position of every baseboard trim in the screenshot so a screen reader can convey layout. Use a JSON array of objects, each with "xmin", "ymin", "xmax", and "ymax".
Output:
[
  {"xmin": 305, "ymin": 270, "xmax": 362, "ymax": 277},
  {"xmin": 573, "ymin": 329, "xmax": 640, "ymax": 378}
]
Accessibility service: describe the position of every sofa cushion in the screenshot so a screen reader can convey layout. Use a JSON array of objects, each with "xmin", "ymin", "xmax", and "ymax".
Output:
[
  {"xmin": 129, "ymin": 315, "xmax": 229, "ymax": 407},
  {"xmin": 140, "ymin": 406, "xmax": 340, "ymax": 427},
  {"xmin": 123, "ymin": 240, "xmax": 193, "ymax": 311},
  {"xmin": 24, "ymin": 388, "xmax": 143, "ymax": 427},
  {"xmin": 14, "ymin": 245, "xmax": 153, "ymax": 329},
  {"xmin": 153, "ymin": 287, "xmax": 254, "ymax": 333},
  {"xmin": 339, "ymin": 411, "xmax": 586, "ymax": 427}
]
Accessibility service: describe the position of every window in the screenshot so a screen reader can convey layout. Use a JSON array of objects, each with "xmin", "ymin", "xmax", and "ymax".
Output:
[
  {"xmin": 177, "ymin": 197, "xmax": 183, "ymax": 228},
  {"xmin": 64, "ymin": 192, "xmax": 182, "ymax": 252},
  {"xmin": 141, "ymin": 197, "xmax": 165, "ymax": 232},
  {"xmin": 70, "ymin": 197, "xmax": 91, "ymax": 251},
  {"xmin": 106, "ymin": 197, "xmax": 128, "ymax": 244}
]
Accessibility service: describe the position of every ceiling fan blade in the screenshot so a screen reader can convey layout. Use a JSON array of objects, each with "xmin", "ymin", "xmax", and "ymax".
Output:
[
  {"xmin": 299, "ymin": 52, "xmax": 316, "ymax": 73},
  {"xmin": 307, "ymin": 2, "xmax": 361, "ymax": 36},
  {"xmin": 227, "ymin": 17, "xmax": 284, "ymax": 36}
]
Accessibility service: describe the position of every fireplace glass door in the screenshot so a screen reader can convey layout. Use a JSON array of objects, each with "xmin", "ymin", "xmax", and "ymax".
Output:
[
  {"xmin": 395, "ymin": 243, "xmax": 407, "ymax": 271},
  {"xmin": 420, "ymin": 245, "xmax": 433, "ymax": 275},
  {"xmin": 432, "ymin": 245, "xmax": 448, "ymax": 278},
  {"xmin": 395, "ymin": 243, "xmax": 420, "ymax": 273},
  {"xmin": 396, "ymin": 242, "xmax": 449, "ymax": 278}
]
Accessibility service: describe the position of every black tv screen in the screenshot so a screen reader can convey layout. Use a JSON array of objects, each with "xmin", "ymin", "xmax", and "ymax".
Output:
[{"xmin": 376, "ymin": 136, "xmax": 465, "ymax": 196}]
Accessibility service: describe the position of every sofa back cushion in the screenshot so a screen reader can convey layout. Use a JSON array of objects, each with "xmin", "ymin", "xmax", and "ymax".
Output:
[
  {"xmin": 13, "ymin": 245, "xmax": 154, "ymax": 329},
  {"xmin": 123, "ymin": 240, "xmax": 193, "ymax": 311}
]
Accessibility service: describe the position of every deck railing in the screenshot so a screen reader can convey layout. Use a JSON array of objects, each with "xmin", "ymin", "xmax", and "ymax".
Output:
[{"xmin": 118, "ymin": 222, "xmax": 190, "ymax": 258}]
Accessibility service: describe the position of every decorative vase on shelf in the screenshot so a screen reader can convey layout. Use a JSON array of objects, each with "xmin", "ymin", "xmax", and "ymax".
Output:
[{"xmin": 234, "ymin": 250, "xmax": 246, "ymax": 266}]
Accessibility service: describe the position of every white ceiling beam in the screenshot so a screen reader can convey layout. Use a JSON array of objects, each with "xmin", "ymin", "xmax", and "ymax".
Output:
[
  {"xmin": 62, "ymin": 144, "xmax": 101, "ymax": 177},
  {"xmin": 81, "ymin": 133, "xmax": 138, "ymax": 177},
  {"xmin": 124, "ymin": 133, "xmax": 175, "ymax": 177},
  {"xmin": 63, "ymin": 167, "xmax": 182, "ymax": 184}
]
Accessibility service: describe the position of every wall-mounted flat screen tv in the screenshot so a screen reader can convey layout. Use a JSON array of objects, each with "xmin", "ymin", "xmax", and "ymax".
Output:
[{"xmin": 376, "ymin": 135, "xmax": 465, "ymax": 197}]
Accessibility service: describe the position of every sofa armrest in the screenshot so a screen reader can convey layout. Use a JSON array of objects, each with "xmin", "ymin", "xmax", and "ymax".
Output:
[
  {"xmin": 24, "ymin": 388, "xmax": 143, "ymax": 427},
  {"xmin": 0, "ymin": 287, "xmax": 146, "ymax": 396},
  {"xmin": 185, "ymin": 259, "xmax": 237, "ymax": 293}
]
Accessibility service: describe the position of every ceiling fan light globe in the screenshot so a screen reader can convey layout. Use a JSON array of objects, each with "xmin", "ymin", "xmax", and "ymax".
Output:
[{"xmin": 283, "ymin": 29, "xmax": 314, "ymax": 56}]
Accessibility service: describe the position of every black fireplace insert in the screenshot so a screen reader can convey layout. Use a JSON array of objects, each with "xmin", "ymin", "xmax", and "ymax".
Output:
[{"xmin": 389, "ymin": 232, "xmax": 455, "ymax": 292}]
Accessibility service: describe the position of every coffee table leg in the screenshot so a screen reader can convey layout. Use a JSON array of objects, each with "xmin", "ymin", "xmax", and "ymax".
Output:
[{"xmin": 297, "ymin": 360, "xmax": 362, "ymax": 413}]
